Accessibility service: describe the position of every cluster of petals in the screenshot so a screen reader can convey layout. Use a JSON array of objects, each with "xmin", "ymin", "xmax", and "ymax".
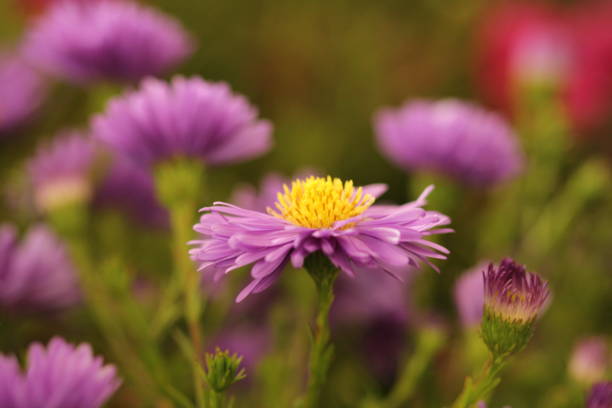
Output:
[
  {"xmin": 23, "ymin": 0, "xmax": 192, "ymax": 83},
  {"xmin": 0, "ymin": 224, "xmax": 80, "ymax": 312},
  {"xmin": 93, "ymin": 76, "xmax": 273, "ymax": 168},
  {"xmin": 375, "ymin": 99, "xmax": 523, "ymax": 187},
  {"xmin": 191, "ymin": 183, "xmax": 451, "ymax": 302},
  {"xmin": 0, "ymin": 337, "xmax": 120, "ymax": 408},
  {"xmin": 483, "ymin": 258, "xmax": 550, "ymax": 324}
]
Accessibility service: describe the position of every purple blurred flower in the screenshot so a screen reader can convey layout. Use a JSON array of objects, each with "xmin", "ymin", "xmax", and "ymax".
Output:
[
  {"xmin": 375, "ymin": 99, "xmax": 523, "ymax": 187},
  {"xmin": 0, "ymin": 337, "xmax": 120, "ymax": 408},
  {"xmin": 454, "ymin": 262, "xmax": 487, "ymax": 327},
  {"xmin": 568, "ymin": 337, "xmax": 609, "ymax": 385},
  {"xmin": 231, "ymin": 173, "xmax": 293, "ymax": 213},
  {"xmin": 23, "ymin": 0, "xmax": 192, "ymax": 84},
  {"xmin": 587, "ymin": 382, "xmax": 612, "ymax": 408},
  {"xmin": 28, "ymin": 132, "xmax": 95, "ymax": 212},
  {"xmin": 94, "ymin": 158, "xmax": 168, "ymax": 227},
  {"xmin": 483, "ymin": 258, "xmax": 550, "ymax": 324},
  {"xmin": 0, "ymin": 224, "xmax": 80, "ymax": 312},
  {"xmin": 93, "ymin": 76, "xmax": 273, "ymax": 168},
  {"xmin": 0, "ymin": 52, "xmax": 46, "ymax": 135},
  {"xmin": 191, "ymin": 176, "xmax": 451, "ymax": 302}
]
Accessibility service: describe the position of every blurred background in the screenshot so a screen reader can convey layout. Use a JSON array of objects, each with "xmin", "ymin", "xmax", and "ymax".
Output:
[{"xmin": 0, "ymin": 0, "xmax": 611, "ymax": 407}]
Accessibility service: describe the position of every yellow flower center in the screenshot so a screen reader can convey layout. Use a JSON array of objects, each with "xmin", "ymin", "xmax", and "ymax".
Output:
[{"xmin": 268, "ymin": 176, "xmax": 375, "ymax": 228}]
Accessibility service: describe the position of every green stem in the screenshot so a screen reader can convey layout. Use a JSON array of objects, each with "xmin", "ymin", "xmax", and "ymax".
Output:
[
  {"xmin": 155, "ymin": 159, "xmax": 206, "ymax": 408},
  {"xmin": 383, "ymin": 327, "xmax": 446, "ymax": 408},
  {"xmin": 303, "ymin": 254, "xmax": 339, "ymax": 408},
  {"xmin": 451, "ymin": 354, "xmax": 507, "ymax": 408},
  {"xmin": 208, "ymin": 390, "xmax": 224, "ymax": 408},
  {"xmin": 169, "ymin": 202, "xmax": 206, "ymax": 407}
]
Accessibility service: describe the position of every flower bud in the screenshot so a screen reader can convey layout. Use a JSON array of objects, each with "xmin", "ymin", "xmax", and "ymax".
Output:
[
  {"xmin": 480, "ymin": 258, "xmax": 550, "ymax": 357},
  {"xmin": 203, "ymin": 348, "xmax": 246, "ymax": 393}
]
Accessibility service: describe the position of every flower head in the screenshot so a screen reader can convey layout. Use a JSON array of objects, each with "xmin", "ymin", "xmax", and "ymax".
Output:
[
  {"xmin": 0, "ymin": 337, "xmax": 121, "ymax": 408},
  {"xmin": 454, "ymin": 262, "xmax": 487, "ymax": 328},
  {"xmin": 23, "ymin": 0, "xmax": 192, "ymax": 84},
  {"xmin": 191, "ymin": 176, "xmax": 451, "ymax": 302},
  {"xmin": 481, "ymin": 258, "xmax": 550, "ymax": 356},
  {"xmin": 204, "ymin": 348, "xmax": 247, "ymax": 393},
  {"xmin": 93, "ymin": 76, "xmax": 272, "ymax": 168},
  {"xmin": 28, "ymin": 132, "xmax": 95, "ymax": 212},
  {"xmin": 483, "ymin": 259, "xmax": 550, "ymax": 324},
  {"xmin": 587, "ymin": 382, "xmax": 612, "ymax": 408},
  {"xmin": 0, "ymin": 52, "xmax": 46, "ymax": 135},
  {"xmin": 568, "ymin": 337, "xmax": 609, "ymax": 385},
  {"xmin": 374, "ymin": 99, "xmax": 523, "ymax": 187},
  {"xmin": 0, "ymin": 224, "xmax": 80, "ymax": 312}
]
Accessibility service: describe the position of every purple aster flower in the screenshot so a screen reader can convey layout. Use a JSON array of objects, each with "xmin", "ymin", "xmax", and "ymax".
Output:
[
  {"xmin": 0, "ymin": 355, "xmax": 21, "ymax": 407},
  {"xmin": 568, "ymin": 337, "xmax": 609, "ymax": 385},
  {"xmin": 191, "ymin": 176, "xmax": 451, "ymax": 302},
  {"xmin": 483, "ymin": 258, "xmax": 550, "ymax": 324},
  {"xmin": 0, "ymin": 52, "xmax": 46, "ymax": 135},
  {"xmin": 28, "ymin": 131, "xmax": 95, "ymax": 212},
  {"xmin": 0, "ymin": 337, "xmax": 121, "ymax": 408},
  {"xmin": 0, "ymin": 224, "xmax": 80, "ymax": 312},
  {"xmin": 374, "ymin": 99, "xmax": 523, "ymax": 187},
  {"xmin": 454, "ymin": 262, "xmax": 488, "ymax": 327},
  {"xmin": 93, "ymin": 76, "xmax": 273, "ymax": 168},
  {"xmin": 587, "ymin": 382, "xmax": 612, "ymax": 408},
  {"xmin": 93, "ymin": 158, "xmax": 168, "ymax": 227},
  {"xmin": 23, "ymin": 0, "xmax": 192, "ymax": 84}
]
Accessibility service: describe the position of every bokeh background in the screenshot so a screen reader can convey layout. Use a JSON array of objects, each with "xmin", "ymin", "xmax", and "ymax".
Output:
[{"xmin": 0, "ymin": 0, "xmax": 611, "ymax": 407}]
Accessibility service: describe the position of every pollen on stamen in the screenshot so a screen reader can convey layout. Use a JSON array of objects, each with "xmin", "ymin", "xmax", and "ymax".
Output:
[{"xmin": 267, "ymin": 176, "xmax": 375, "ymax": 228}]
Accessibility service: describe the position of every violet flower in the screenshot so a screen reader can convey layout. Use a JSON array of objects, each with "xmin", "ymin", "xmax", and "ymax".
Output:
[
  {"xmin": 483, "ymin": 258, "xmax": 550, "ymax": 325},
  {"xmin": 587, "ymin": 382, "xmax": 612, "ymax": 408},
  {"xmin": 375, "ymin": 99, "xmax": 523, "ymax": 187},
  {"xmin": 23, "ymin": 0, "xmax": 192, "ymax": 84},
  {"xmin": 0, "ymin": 337, "xmax": 120, "ymax": 408},
  {"xmin": 0, "ymin": 52, "xmax": 46, "ymax": 135},
  {"xmin": 191, "ymin": 175, "xmax": 451, "ymax": 302},
  {"xmin": 0, "ymin": 224, "xmax": 80, "ymax": 312},
  {"xmin": 93, "ymin": 76, "xmax": 272, "ymax": 168},
  {"xmin": 28, "ymin": 131, "xmax": 95, "ymax": 212}
]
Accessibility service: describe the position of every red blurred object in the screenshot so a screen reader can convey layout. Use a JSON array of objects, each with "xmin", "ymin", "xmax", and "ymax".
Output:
[
  {"xmin": 566, "ymin": 1, "xmax": 612, "ymax": 134},
  {"xmin": 476, "ymin": 1, "xmax": 612, "ymax": 136}
]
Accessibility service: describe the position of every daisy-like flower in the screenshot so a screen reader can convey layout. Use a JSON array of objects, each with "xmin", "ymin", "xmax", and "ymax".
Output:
[
  {"xmin": 568, "ymin": 337, "xmax": 609, "ymax": 385},
  {"xmin": 374, "ymin": 99, "xmax": 523, "ymax": 188},
  {"xmin": 0, "ymin": 337, "xmax": 121, "ymax": 408},
  {"xmin": 0, "ymin": 224, "xmax": 80, "ymax": 312},
  {"xmin": 28, "ymin": 132, "xmax": 95, "ymax": 212},
  {"xmin": 93, "ymin": 76, "xmax": 273, "ymax": 168},
  {"xmin": 191, "ymin": 175, "xmax": 451, "ymax": 302},
  {"xmin": 23, "ymin": 0, "xmax": 192, "ymax": 84},
  {"xmin": 481, "ymin": 258, "xmax": 550, "ymax": 356},
  {"xmin": 587, "ymin": 382, "xmax": 612, "ymax": 408},
  {"xmin": 0, "ymin": 52, "xmax": 46, "ymax": 135}
]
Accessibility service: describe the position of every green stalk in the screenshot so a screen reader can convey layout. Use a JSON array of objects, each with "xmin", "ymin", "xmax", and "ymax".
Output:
[
  {"xmin": 302, "ymin": 253, "xmax": 339, "ymax": 408},
  {"xmin": 155, "ymin": 159, "xmax": 206, "ymax": 408},
  {"xmin": 382, "ymin": 327, "xmax": 446, "ymax": 408},
  {"xmin": 450, "ymin": 354, "xmax": 507, "ymax": 408}
]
